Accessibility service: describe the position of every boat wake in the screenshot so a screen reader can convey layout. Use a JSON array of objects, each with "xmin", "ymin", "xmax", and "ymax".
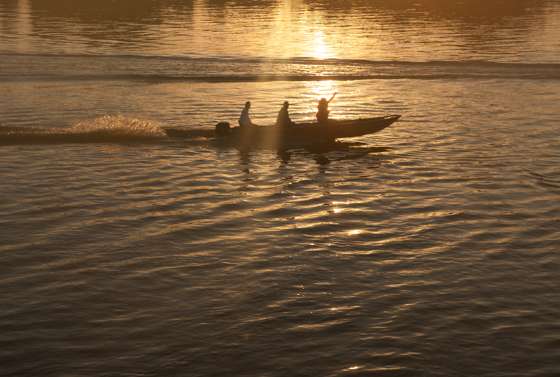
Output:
[{"xmin": 0, "ymin": 115, "xmax": 167, "ymax": 145}]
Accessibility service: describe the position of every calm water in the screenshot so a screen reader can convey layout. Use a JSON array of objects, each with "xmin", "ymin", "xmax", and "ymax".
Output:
[{"xmin": 1, "ymin": 1, "xmax": 560, "ymax": 376}]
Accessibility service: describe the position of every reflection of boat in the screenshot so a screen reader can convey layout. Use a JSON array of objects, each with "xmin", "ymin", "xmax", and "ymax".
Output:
[{"xmin": 164, "ymin": 115, "xmax": 401, "ymax": 148}]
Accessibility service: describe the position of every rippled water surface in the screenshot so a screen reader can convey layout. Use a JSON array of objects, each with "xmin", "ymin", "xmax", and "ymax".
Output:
[{"xmin": 1, "ymin": 1, "xmax": 560, "ymax": 376}]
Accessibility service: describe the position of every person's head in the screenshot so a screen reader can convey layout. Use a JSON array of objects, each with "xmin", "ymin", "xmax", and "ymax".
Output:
[
  {"xmin": 283, "ymin": 101, "xmax": 289, "ymax": 109},
  {"xmin": 319, "ymin": 98, "xmax": 327, "ymax": 104},
  {"xmin": 245, "ymin": 101, "xmax": 251, "ymax": 109}
]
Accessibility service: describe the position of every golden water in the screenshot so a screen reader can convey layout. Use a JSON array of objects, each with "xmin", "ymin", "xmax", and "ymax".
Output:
[{"xmin": 1, "ymin": 1, "xmax": 560, "ymax": 376}]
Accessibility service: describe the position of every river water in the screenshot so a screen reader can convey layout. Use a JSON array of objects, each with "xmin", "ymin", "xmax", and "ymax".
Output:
[{"xmin": 1, "ymin": 1, "xmax": 560, "ymax": 376}]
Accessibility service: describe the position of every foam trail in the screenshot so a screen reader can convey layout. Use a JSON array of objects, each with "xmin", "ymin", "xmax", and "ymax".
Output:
[{"xmin": 0, "ymin": 115, "xmax": 167, "ymax": 145}]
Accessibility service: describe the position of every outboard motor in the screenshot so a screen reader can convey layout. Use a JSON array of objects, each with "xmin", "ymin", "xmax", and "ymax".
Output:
[{"xmin": 215, "ymin": 122, "xmax": 231, "ymax": 138}]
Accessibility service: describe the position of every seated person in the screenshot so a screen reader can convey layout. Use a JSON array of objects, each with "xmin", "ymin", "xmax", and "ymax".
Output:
[
  {"xmin": 316, "ymin": 92, "xmax": 337, "ymax": 124},
  {"xmin": 239, "ymin": 101, "xmax": 256, "ymax": 128},
  {"xmin": 276, "ymin": 101, "xmax": 294, "ymax": 128}
]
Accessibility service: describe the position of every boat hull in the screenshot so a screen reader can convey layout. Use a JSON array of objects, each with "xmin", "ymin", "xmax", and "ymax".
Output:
[{"xmin": 165, "ymin": 115, "xmax": 400, "ymax": 148}]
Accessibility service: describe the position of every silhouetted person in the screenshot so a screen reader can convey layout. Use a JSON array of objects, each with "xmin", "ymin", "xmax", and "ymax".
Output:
[
  {"xmin": 276, "ymin": 101, "xmax": 294, "ymax": 128},
  {"xmin": 316, "ymin": 92, "xmax": 336, "ymax": 124},
  {"xmin": 239, "ymin": 101, "xmax": 255, "ymax": 128}
]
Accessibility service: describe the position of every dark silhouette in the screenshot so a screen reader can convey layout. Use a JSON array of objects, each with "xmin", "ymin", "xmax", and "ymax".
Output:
[
  {"xmin": 316, "ymin": 92, "xmax": 336, "ymax": 124},
  {"xmin": 239, "ymin": 101, "xmax": 255, "ymax": 128},
  {"xmin": 276, "ymin": 101, "xmax": 294, "ymax": 128}
]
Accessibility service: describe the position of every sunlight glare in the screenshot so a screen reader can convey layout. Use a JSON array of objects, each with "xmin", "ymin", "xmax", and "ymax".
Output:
[
  {"xmin": 347, "ymin": 229, "xmax": 364, "ymax": 236},
  {"xmin": 302, "ymin": 80, "xmax": 338, "ymax": 115},
  {"xmin": 311, "ymin": 30, "xmax": 331, "ymax": 59},
  {"xmin": 309, "ymin": 80, "xmax": 336, "ymax": 97}
]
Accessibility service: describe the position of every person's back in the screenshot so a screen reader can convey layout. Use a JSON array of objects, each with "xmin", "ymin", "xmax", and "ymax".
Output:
[
  {"xmin": 239, "ymin": 101, "xmax": 254, "ymax": 128},
  {"xmin": 276, "ymin": 101, "xmax": 293, "ymax": 128},
  {"xmin": 316, "ymin": 99, "xmax": 329, "ymax": 124},
  {"xmin": 316, "ymin": 92, "xmax": 336, "ymax": 124}
]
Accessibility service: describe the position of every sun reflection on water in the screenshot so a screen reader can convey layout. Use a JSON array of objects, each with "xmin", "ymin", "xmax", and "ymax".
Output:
[
  {"xmin": 308, "ymin": 80, "xmax": 337, "ymax": 98},
  {"xmin": 347, "ymin": 229, "xmax": 364, "ymax": 236},
  {"xmin": 303, "ymin": 80, "xmax": 338, "ymax": 115},
  {"xmin": 311, "ymin": 30, "xmax": 331, "ymax": 59}
]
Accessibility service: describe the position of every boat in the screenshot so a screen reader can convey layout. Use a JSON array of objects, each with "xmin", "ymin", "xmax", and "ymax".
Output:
[{"xmin": 164, "ymin": 114, "xmax": 401, "ymax": 148}]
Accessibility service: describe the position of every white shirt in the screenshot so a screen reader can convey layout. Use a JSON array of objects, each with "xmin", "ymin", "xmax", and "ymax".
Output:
[{"xmin": 239, "ymin": 108, "xmax": 252, "ymax": 127}]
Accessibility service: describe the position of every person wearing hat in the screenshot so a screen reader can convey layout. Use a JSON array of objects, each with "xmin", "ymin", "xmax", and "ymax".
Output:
[
  {"xmin": 276, "ymin": 101, "xmax": 294, "ymax": 128},
  {"xmin": 239, "ymin": 101, "xmax": 256, "ymax": 128}
]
